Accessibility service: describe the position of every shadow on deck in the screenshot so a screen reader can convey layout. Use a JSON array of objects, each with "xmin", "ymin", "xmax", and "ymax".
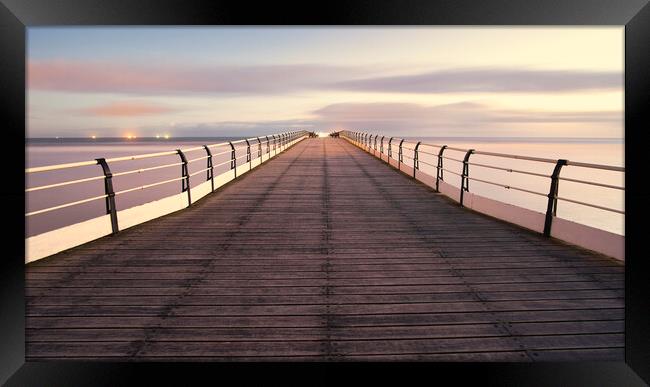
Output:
[{"xmin": 25, "ymin": 138, "xmax": 624, "ymax": 361}]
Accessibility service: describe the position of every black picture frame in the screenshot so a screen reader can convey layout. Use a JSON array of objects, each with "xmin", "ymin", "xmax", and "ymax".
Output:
[{"xmin": 1, "ymin": 0, "xmax": 649, "ymax": 384}]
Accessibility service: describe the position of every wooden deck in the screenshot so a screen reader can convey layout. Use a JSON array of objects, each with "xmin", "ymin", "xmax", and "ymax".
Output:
[{"xmin": 25, "ymin": 138, "xmax": 624, "ymax": 361}]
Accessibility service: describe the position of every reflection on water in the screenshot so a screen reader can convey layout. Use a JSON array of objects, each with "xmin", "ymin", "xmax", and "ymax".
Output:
[{"xmin": 25, "ymin": 137, "xmax": 624, "ymax": 237}]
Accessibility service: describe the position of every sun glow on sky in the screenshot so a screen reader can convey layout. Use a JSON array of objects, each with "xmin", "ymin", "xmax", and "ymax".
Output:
[{"xmin": 27, "ymin": 27, "xmax": 623, "ymax": 138}]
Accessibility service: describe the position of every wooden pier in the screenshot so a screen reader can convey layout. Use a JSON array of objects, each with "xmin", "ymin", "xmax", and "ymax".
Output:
[{"xmin": 26, "ymin": 138, "xmax": 624, "ymax": 361}]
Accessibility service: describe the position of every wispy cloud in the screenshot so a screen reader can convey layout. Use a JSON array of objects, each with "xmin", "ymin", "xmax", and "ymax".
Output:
[
  {"xmin": 312, "ymin": 101, "xmax": 621, "ymax": 126},
  {"xmin": 309, "ymin": 102, "xmax": 621, "ymax": 135},
  {"xmin": 28, "ymin": 60, "xmax": 361, "ymax": 95},
  {"xmin": 332, "ymin": 68, "xmax": 622, "ymax": 93},
  {"xmin": 74, "ymin": 101, "xmax": 177, "ymax": 116},
  {"xmin": 143, "ymin": 119, "xmax": 317, "ymax": 137},
  {"xmin": 136, "ymin": 101, "xmax": 621, "ymax": 138},
  {"xmin": 29, "ymin": 60, "xmax": 621, "ymax": 96}
]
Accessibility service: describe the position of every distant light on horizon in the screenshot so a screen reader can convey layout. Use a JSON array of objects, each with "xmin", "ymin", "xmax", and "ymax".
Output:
[
  {"xmin": 164, "ymin": 134, "xmax": 170, "ymax": 139},
  {"xmin": 91, "ymin": 135, "xmax": 96, "ymax": 139}
]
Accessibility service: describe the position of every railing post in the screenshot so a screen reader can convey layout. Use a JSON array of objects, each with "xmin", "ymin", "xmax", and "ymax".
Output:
[
  {"xmin": 257, "ymin": 137, "xmax": 262, "ymax": 160},
  {"xmin": 398, "ymin": 139, "xmax": 404, "ymax": 171},
  {"xmin": 176, "ymin": 149, "xmax": 192, "ymax": 206},
  {"xmin": 388, "ymin": 137, "xmax": 393, "ymax": 158},
  {"xmin": 228, "ymin": 141, "xmax": 237, "ymax": 178},
  {"xmin": 272, "ymin": 135, "xmax": 277, "ymax": 155},
  {"xmin": 203, "ymin": 145, "xmax": 214, "ymax": 192},
  {"xmin": 245, "ymin": 139, "xmax": 252, "ymax": 171},
  {"xmin": 413, "ymin": 142, "xmax": 421, "ymax": 178},
  {"xmin": 459, "ymin": 149, "xmax": 475, "ymax": 207},
  {"xmin": 365, "ymin": 133, "xmax": 369, "ymax": 148},
  {"xmin": 380, "ymin": 136, "xmax": 384, "ymax": 155},
  {"xmin": 265, "ymin": 136, "xmax": 270, "ymax": 158},
  {"xmin": 374, "ymin": 135, "xmax": 378, "ymax": 151},
  {"xmin": 543, "ymin": 159, "xmax": 568, "ymax": 237},
  {"xmin": 436, "ymin": 145, "xmax": 447, "ymax": 192},
  {"xmin": 95, "ymin": 158, "xmax": 119, "ymax": 234}
]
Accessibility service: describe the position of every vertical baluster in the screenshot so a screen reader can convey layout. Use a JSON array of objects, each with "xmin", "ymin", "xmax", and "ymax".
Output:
[
  {"xmin": 96, "ymin": 158, "xmax": 119, "ymax": 234},
  {"xmin": 436, "ymin": 145, "xmax": 447, "ymax": 192},
  {"xmin": 176, "ymin": 149, "xmax": 191, "ymax": 206},
  {"xmin": 398, "ymin": 139, "xmax": 404, "ymax": 171},
  {"xmin": 203, "ymin": 145, "xmax": 214, "ymax": 192},
  {"xmin": 543, "ymin": 159, "xmax": 568, "ymax": 236},
  {"xmin": 245, "ymin": 139, "xmax": 251, "ymax": 171},
  {"xmin": 413, "ymin": 142, "xmax": 421, "ymax": 179},
  {"xmin": 228, "ymin": 142, "xmax": 236, "ymax": 178},
  {"xmin": 265, "ymin": 136, "xmax": 270, "ymax": 159},
  {"xmin": 459, "ymin": 149, "xmax": 475, "ymax": 207}
]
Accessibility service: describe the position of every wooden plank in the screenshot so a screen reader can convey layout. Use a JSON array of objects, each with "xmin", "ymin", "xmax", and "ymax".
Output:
[
  {"xmin": 27, "ymin": 289, "xmax": 623, "ymax": 307},
  {"xmin": 26, "ymin": 327, "xmax": 326, "ymax": 342},
  {"xmin": 528, "ymin": 347, "xmax": 624, "ymax": 361},
  {"xmin": 331, "ymin": 336, "xmax": 522, "ymax": 356},
  {"xmin": 507, "ymin": 320, "xmax": 624, "ymax": 335},
  {"xmin": 329, "ymin": 308, "xmax": 624, "ymax": 327},
  {"xmin": 340, "ymin": 351, "xmax": 530, "ymax": 361},
  {"xmin": 26, "ymin": 315, "xmax": 325, "ymax": 329}
]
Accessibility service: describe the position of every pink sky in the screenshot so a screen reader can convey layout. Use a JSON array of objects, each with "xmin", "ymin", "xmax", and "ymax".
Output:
[{"xmin": 27, "ymin": 27, "xmax": 624, "ymax": 138}]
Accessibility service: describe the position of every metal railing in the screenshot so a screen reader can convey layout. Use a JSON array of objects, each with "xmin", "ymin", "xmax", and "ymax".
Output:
[
  {"xmin": 342, "ymin": 130, "xmax": 624, "ymax": 237},
  {"xmin": 26, "ymin": 131, "xmax": 308, "ymax": 235}
]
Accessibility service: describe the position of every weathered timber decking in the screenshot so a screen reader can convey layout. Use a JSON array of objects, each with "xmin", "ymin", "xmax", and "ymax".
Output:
[{"xmin": 25, "ymin": 138, "xmax": 624, "ymax": 361}]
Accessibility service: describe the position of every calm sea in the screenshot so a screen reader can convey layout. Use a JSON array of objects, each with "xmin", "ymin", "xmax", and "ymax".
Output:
[{"xmin": 25, "ymin": 137, "xmax": 624, "ymax": 237}]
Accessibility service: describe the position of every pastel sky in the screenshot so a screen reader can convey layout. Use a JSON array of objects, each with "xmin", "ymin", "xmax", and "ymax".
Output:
[{"xmin": 27, "ymin": 27, "xmax": 624, "ymax": 138}]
